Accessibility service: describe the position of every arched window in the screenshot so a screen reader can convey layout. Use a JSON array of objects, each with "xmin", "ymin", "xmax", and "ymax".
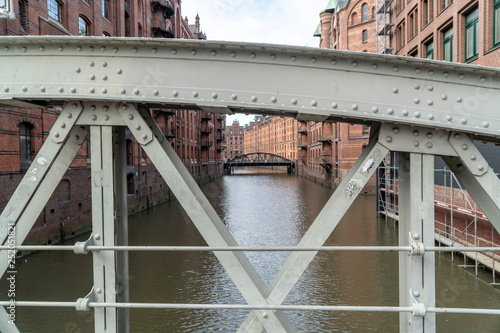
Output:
[
  {"xmin": 362, "ymin": 4, "xmax": 368, "ymax": 22},
  {"xmin": 79, "ymin": 16, "xmax": 89, "ymax": 36},
  {"xmin": 351, "ymin": 12, "xmax": 358, "ymax": 25},
  {"xmin": 362, "ymin": 30, "xmax": 368, "ymax": 43},
  {"xmin": 19, "ymin": 122, "xmax": 33, "ymax": 171},
  {"xmin": 126, "ymin": 139, "xmax": 133, "ymax": 165}
]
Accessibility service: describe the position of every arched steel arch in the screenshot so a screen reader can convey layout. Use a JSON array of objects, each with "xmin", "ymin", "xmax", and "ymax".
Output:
[
  {"xmin": 0, "ymin": 37, "xmax": 500, "ymax": 333},
  {"xmin": 228, "ymin": 152, "xmax": 294, "ymax": 163}
]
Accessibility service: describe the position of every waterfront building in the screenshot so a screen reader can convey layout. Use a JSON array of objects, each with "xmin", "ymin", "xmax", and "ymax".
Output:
[
  {"xmin": 0, "ymin": 0, "xmax": 225, "ymax": 244},
  {"xmin": 225, "ymin": 120, "xmax": 244, "ymax": 160}
]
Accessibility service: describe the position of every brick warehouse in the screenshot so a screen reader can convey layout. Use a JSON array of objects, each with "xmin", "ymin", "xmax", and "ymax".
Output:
[
  {"xmin": 0, "ymin": 0, "xmax": 225, "ymax": 246},
  {"xmin": 225, "ymin": 120, "xmax": 243, "ymax": 161}
]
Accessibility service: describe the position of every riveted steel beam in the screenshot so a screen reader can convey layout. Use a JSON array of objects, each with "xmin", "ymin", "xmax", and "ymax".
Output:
[{"xmin": 0, "ymin": 37, "xmax": 500, "ymax": 142}]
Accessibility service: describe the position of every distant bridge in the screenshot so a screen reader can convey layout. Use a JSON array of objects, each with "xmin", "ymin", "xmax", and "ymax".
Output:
[{"xmin": 224, "ymin": 153, "xmax": 295, "ymax": 174}]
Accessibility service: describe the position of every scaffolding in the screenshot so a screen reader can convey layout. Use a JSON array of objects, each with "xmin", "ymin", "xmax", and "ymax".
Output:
[
  {"xmin": 377, "ymin": 160, "xmax": 500, "ymax": 285},
  {"xmin": 375, "ymin": 0, "xmax": 394, "ymax": 54}
]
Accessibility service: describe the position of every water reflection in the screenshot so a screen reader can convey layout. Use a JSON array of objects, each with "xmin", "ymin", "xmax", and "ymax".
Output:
[{"xmin": 2, "ymin": 169, "xmax": 500, "ymax": 332}]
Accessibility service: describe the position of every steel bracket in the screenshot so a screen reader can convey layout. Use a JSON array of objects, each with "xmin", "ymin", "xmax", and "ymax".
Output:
[
  {"xmin": 410, "ymin": 290, "xmax": 427, "ymax": 317},
  {"xmin": 448, "ymin": 132, "xmax": 489, "ymax": 176},
  {"xmin": 409, "ymin": 232, "xmax": 425, "ymax": 255},
  {"xmin": 74, "ymin": 234, "xmax": 97, "ymax": 255},
  {"xmin": 49, "ymin": 102, "xmax": 83, "ymax": 143},
  {"xmin": 76, "ymin": 287, "xmax": 97, "ymax": 311},
  {"xmin": 120, "ymin": 104, "xmax": 154, "ymax": 146}
]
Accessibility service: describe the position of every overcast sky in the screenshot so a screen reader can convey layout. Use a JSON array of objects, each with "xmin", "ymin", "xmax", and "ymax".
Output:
[{"xmin": 181, "ymin": 0, "xmax": 327, "ymax": 125}]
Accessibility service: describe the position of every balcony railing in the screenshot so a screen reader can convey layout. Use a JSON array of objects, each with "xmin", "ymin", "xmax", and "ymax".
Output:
[
  {"xmin": 151, "ymin": 0, "xmax": 174, "ymax": 17},
  {"xmin": 201, "ymin": 126, "xmax": 212, "ymax": 134},
  {"xmin": 152, "ymin": 18, "xmax": 174, "ymax": 38}
]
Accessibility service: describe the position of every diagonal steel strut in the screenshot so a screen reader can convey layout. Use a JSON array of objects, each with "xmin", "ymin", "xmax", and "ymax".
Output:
[
  {"xmin": 238, "ymin": 131, "xmax": 389, "ymax": 332},
  {"xmin": 121, "ymin": 105, "xmax": 296, "ymax": 332}
]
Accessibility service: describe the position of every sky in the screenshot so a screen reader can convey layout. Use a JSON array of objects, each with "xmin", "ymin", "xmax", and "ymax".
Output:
[{"xmin": 181, "ymin": 0, "xmax": 327, "ymax": 126}]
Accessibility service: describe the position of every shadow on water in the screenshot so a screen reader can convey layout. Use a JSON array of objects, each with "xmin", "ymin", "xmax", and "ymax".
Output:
[{"xmin": 2, "ymin": 169, "xmax": 500, "ymax": 332}]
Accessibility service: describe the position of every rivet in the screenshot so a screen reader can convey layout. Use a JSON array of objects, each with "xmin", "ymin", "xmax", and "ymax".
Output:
[
  {"xmin": 352, "ymin": 104, "xmax": 358, "ymax": 110},
  {"xmin": 212, "ymin": 93, "xmax": 218, "ymax": 99},
  {"xmin": 151, "ymin": 48, "xmax": 158, "ymax": 54},
  {"xmin": 460, "ymin": 118, "xmax": 467, "ymax": 124},
  {"xmin": 3, "ymin": 46, "xmax": 8, "ymax": 51},
  {"xmin": 89, "ymin": 61, "xmax": 94, "ymax": 67},
  {"xmin": 427, "ymin": 142, "xmax": 433, "ymax": 148},
  {"xmin": 290, "ymin": 56, "xmax": 297, "ymax": 62},
  {"xmin": 75, "ymin": 67, "xmax": 81, "ymax": 73},
  {"xmin": 388, "ymin": 108, "xmax": 394, "ymax": 115},
  {"xmin": 117, "ymin": 69, "xmax": 123, "ymax": 74},
  {"xmin": 393, "ymin": 127, "xmax": 400, "ymax": 134},
  {"xmin": 414, "ymin": 84, "xmax": 420, "ymax": 90},
  {"xmin": 414, "ymin": 112, "xmax": 421, "ymax": 118},
  {"xmin": 96, "ymin": 288, "xmax": 102, "ymax": 294},
  {"xmin": 331, "ymin": 59, "xmax": 337, "ymax": 65},
  {"xmin": 311, "ymin": 57, "xmax": 317, "ymax": 63},
  {"xmin": 428, "ymin": 114, "xmax": 434, "ymax": 120},
  {"xmin": 231, "ymin": 94, "xmax": 238, "ymax": 100},
  {"xmin": 173, "ymin": 91, "xmax": 179, "ymax": 97},
  {"xmin": 211, "ymin": 50, "xmax": 217, "ymax": 56},
  {"xmin": 271, "ymin": 54, "xmax": 277, "ymax": 60},
  {"xmin": 413, "ymin": 130, "xmax": 419, "ymax": 137},
  {"xmin": 142, "ymin": 134, "xmax": 148, "ymax": 140},
  {"xmin": 402, "ymin": 110, "xmax": 408, "ymax": 116},
  {"xmin": 414, "ymin": 98, "xmax": 420, "ymax": 104},
  {"xmin": 372, "ymin": 107, "xmax": 378, "ymax": 113},
  {"xmin": 121, "ymin": 105, "xmax": 128, "ymax": 110},
  {"xmin": 121, "ymin": 89, "xmax": 126, "ymax": 94},
  {"xmin": 230, "ymin": 51, "xmax": 236, "ymax": 58},
  {"xmin": 470, "ymin": 155, "xmax": 476, "ymax": 161},
  {"xmin": 480, "ymin": 76, "xmax": 486, "ymax": 83},
  {"xmin": 59, "ymin": 87, "xmax": 64, "ymax": 93},
  {"xmin": 462, "ymin": 144, "xmax": 468, "ymax": 150},
  {"xmin": 427, "ymin": 85, "xmax": 434, "ymax": 91},
  {"xmin": 89, "ymin": 46, "xmax": 94, "ymax": 52},
  {"xmin": 67, "ymin": 113, "xmax": 73, "ymax": 118},
  {"xmin": 75, "ymin": 135, "xmax": 80, "ymax": 141},
  {"xmin": 441, "ymin": 94, "xmax": 447, "ymax": 100},
  {"xmin": 393, "ymin": 66, "xmax": 399, "ymax": 72},
  {"xmin": 71, "ymin": 88, "xmax": 76, "ymax": 93},
  {"xmin": 262, "ymin": 312, "xmax": 268, "ymax": 319},
  {"xmin": 193, "ymin": 91, "xmax": 198, "ymax": 98},
  {"xmin": 92, "ymin": 115, "xmax": 97, "ymax": 121},
  {"xmin": 133, "ymin": 47, "xmax": 138, "ymax": 53},
  {"xmin": 128, "ymin": 114, "xmax": 134, "ymax": 120},
  {"xmin": 89, "ymin": 88, "xmax": 95, "ymax": 93},
  {"xmin": 104, "ymin": 115, "xmax": 109, "ymax": 121},
  {"xmin": 171, "ymin": 49, "xmax": 177, "ymax": 55},
  {"xmin": 271, "ymin": 97, "xmax": 277, "ymax": 103},
  {"xmin": 54, "ymin": 132, "xmax": 60, "ymax": 138},
  {"xmin": 454, "ymin": 134, "xmax": 461, "ymax": 140},
  {"xmin": 428, "ymin": 70, "xmax": 434, "ymax": 76},
  {"xmin": 312, "ymin": 100, "xmax": 318, "ymax": 107},
  {"xmin": 459, "ymin": 73, "xmax": 465, "ymax": 80},
  {"xmin": 413, "ymin": 290, "xmax": 421, "ymax": 297},
  {"xmin": 90, "ymin": 75, "xmax": 95, "ymax": 80},
  {"xmin": 443, "ymin": 72, "xmax": 449, "ymax": 78},
  {"xmin": 427, "ymin": 100, "xmax": 433, "ymax": 106},
  {"xmin": 153, "ymin": 90, "xmax": 159, "ymax": 96},
  {"xmin": 352, "ymin": 61, "xmax": 358, "ymax": 67},
  {"xmin": 251, "ymin": 96, "xmax": 258, "ymax": 102},
  {"xmin": 482, "ymin": 121, "xmax": 489, "ymax": 128},
  {"xmin": 113, "ymin": 47, "xmax": 119, "ymax": 53},
  {"xmin": 134, "ymin": 89, "xmax": 140, "ymax": 95},
  {"xmin": 102, "ymin": 88, "xmax": 107, "ymax": 94},
  {"xmin": 332, "ymin": 102, "xmax": 338, "ymax": 109},
  {"xmin": 478, "ymin": 165, "xmax": 484, "ymax": 171},
  {"xmin": 393, "ymin": 88, "xmax": 399, "ymax": 94},
  {"xmin": 101, "ymin": 105, "xmax": 108, "ymax": 111},
  {"xmin": 21, "ymin": 46, "xmax": 27, "ymax": 52},
  {"xmin": 91, "ymin": 105, "xmax": 97, "ymax": 111},
  {"xmin": 58, "ymin": 46, "xmax": 63, "ymax": 52},
  {"xmin": 386, "ymin": 136, "xmax": 393, "ymax": 143},
  {"xmin": 372, "ymin": 64, "xmax": 378, "ymax": 70},
  {"xmin": 40, "ymin": 87, "xmax": 46, "ymax": 92},
  {"xmin": 102, "ymin": 75, "xmax": 108, "ymax": 81},
  {"xmin": 415, "ymin": 68, "xmax": 421, "ymax": 74},
  {"xmin": 3, "ymin": 87, "xmax": 8, "ymax": 92},
  {"xmin": 136, "ymin": 125, "xmax": 141, "ymax": 130},
  {"xmin": 22, "ymin": 87, "xmax": 27, "ymax": 92},
  {"xmin": 191, "ymin": 49, "xmax": 197, "ymax": 55},
  {"xmin": 413, "ymin": 141, "xmax": 420, "ymax": 147},
  {"xmin": 250, "ymin": 53, "xmax": 256, "ymax": 59},
  {"xmin": 101, "ymin": 46, "xmax": 106, "ymax": 52},
  {"xmin": 457, "ymin": 97, "xmax": 462, "ymax": 103},
  {"xmin": 39, "ymin": 46, "xmax": 45, "ymax": 52},
  {"xmin": 427, "ymin": 133, "xmax": 433, "ymax": 138}
]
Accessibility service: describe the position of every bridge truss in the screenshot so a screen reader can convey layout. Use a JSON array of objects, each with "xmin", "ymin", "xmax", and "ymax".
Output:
[
  {"xmin": 224, "ymin": 152, "xmax": 296, "ymax": 174},
  {"xmin": 0, "ymin": 37, "xmax": 500, "ymax": 332}
]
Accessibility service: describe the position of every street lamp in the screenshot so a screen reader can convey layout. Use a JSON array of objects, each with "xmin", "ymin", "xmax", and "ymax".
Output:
[{"xmin": 0, "ymin": 0, "xmax": 15, "ymax": 19}]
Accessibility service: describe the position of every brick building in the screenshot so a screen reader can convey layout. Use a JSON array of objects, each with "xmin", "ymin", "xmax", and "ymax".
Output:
[
  {"xmin": 0, "ymin": 0, "xmax": 225, "ymax": 245},
  {"xmin": 224, "ymin": 120, "xmax": 244, "ymax": 160},
  {"xmin": 243, "ymin": 116, "xmax": 298, "ymax": 162}
]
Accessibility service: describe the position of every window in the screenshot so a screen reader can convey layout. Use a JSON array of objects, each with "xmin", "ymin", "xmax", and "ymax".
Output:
[
  {"xmin": 362, "ymin": 4, "xmax": 368, "ymax": 22},
  {"xmin": 351, "ymin": 12, "xmax": 358, "ymax": 25},
  {"xmin": 47, "ymin": 0, "xmax": 61, "ymax": 22},
  {"xmin": 443, "ymin": 27, "xmax": 453, "ymax": 61},
  {"xmin": 102, "ymin": 0, "xmax": 109, "ymax": 20},
  {"xmin": 422, "ymin": 0, "xmax": 433, "ymax": 25},
  {"xmin": 495, "ymin": 0, "xmax": 500, "ymax": 47},
  {"xmin": 79, "ymin": 16, "xmax": 89, "ymax": 36},
  {"xmin": 362, "ymin": 30, "xmax": 368, "ymax": 43},
  {"xmin": 19, "ymin": 122, "xmax": 33, "ymax": 171},
  {"xmin": 18, "ymin": 0, "xmax": 28, "ymax": 32},
  {"xmin": 465, "ymin": 8, "xmax": 478, "ymax": 61},
  {"xmin": 426, "ymin": 40, "xmax": 434, "ymax": 59}
]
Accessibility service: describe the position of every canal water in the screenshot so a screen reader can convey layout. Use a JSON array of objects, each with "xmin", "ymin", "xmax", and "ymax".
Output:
[{"xmin": 4, "ymin": 169, "xmax": 500, "ymax": 332}]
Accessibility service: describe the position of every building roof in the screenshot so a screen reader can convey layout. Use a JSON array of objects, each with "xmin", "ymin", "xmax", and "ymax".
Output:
[{"xmin": 313, "ymin": 0, "xmax": 348, "ymax": 37}]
